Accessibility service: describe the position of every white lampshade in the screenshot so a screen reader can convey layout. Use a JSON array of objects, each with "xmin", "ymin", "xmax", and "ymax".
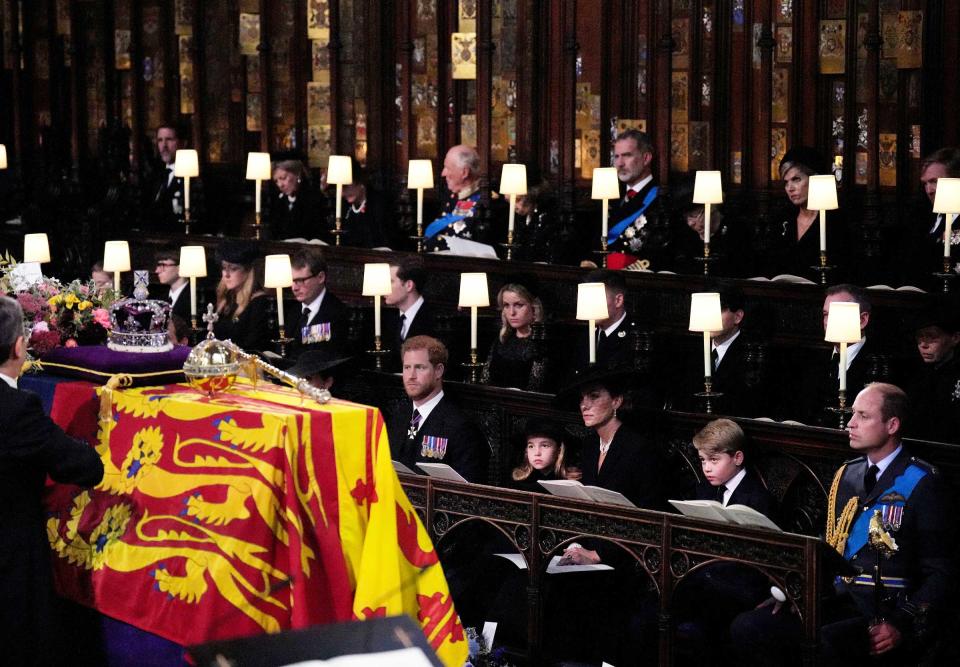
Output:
[
  {"xmin": 263, "ymin": 254, "xmax": 293, "ymax": 289},
  {"xmin": 693, "ymin": 170, "xmax": 723, "ymax": 204},
  {"xmin": 327, "ymin": 155, "xmax": 352, "ymax": 185},
  {"xmin": 0, "ymin": 144, "xmax": 7, "ymax": 169},
  {"xmin": 362, "ymin": 262, "xmax": 392, "ymax": 296},
  {"xmin": 807, "ymin": 175, "xmax": 838, "ymax": 210},
  {"xmin": 825, "ymin": 301, "xmax": 862, "ymax": 343},
  {"xmin": 179, "ymin": 245, "xmax": 207, "ymax": 278},
  {"xmin": 102, "ymin": 241, "xmax": 131, "ymax": 273},
  {"xmin": 591, "ymin": 167, "xmax": 620, "ymax": 200},
  {"xmin": 173, "ymin": 149, "xmax": 199, "ymax": 178},
  {"xmin": 688, "ymin": 292, "xmax": 723, "ymax": 332},
  {"xmin": 245, "ymin": 152, "xmax": 272, "ymax": 180},
  {"xmin": 500, "ymin": 163, "xmax": 528, "ymax": 196},
  {"xmin": 23, "ymin": 233, "xmax": 50, "ymax": 263},
  {"xmin": 407, "ymin": 159, "xmax": 434, "ymax": 189},
  {"xmin": 458, "ymin": 272, "xmax": 490, "ymax": 308},
  {"xmin": 933, "ymin": 178, "xmax": 960, "ymax": 214},
  {"xmin": 576, "ymin": 283, "xmax": 609, "ymax": 321}
]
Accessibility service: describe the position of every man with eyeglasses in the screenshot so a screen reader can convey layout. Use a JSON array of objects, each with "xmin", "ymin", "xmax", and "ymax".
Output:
[
  {"xmin": 286, "ymin": 247, "xmax": 348, "ymax": 359},
  {"xmin": 153, "ymin": 247, "xmax": 191, "ymax": 322}
]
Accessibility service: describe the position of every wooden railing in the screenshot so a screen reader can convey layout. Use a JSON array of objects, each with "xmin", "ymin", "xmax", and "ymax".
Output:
[{"xmin": 399, "ymin": 474, "xmax": 832, "ymax": 666}]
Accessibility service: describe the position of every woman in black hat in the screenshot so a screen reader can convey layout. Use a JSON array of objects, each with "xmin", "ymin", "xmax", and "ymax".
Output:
[
  {"xmin": 760, "ymin": 146, "xmax": 849, "ymax": 281},
  {"xmin": 213, "ymin": 241, "xmax": 272, "ymax": 352},
  {"xmin": 510, "ymin": 419, "xmax": 580, "ymax": 493},
  {"xmin": 480, "ymin": 281, "xmax": 550, "ymax": 391}
]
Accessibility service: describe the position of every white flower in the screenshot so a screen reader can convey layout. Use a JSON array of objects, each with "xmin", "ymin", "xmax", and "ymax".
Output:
[
  {"xmin": 950, "ymin": 229, "xmax": 960, "ymax": 246},
  {"xmin": 624, "ymin": 226, "xmax": 636, "ymax": 238},
  {"xmin": 634, "ymin": 215, "xmax": 648, "ymax": 230},
  {"xmin": 32, "ymin": 321, "xmax": 49, "ymax": 333}
]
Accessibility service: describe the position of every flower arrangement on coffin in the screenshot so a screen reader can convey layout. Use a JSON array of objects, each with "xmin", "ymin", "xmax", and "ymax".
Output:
[{"xmin": 0, "ymin": 256, "xmax": 120, "ymax": 355}]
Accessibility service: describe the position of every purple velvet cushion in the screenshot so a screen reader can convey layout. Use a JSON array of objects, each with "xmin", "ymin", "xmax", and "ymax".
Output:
[{"xmin": 39, "ymin": 345, "xmax": 191, "ymax": 387}]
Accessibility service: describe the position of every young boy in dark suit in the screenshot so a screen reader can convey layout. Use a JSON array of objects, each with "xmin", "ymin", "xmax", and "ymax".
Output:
[{"xmin": 676, "ymin": 418, "xmax": 779, "ymax": 665}]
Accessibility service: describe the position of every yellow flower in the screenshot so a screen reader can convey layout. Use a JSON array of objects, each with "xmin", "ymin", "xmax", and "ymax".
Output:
[
  {"xmin": 48, "ymin": 295, "xmax": 62, "ymax": 307},
  {"xmin": 64, "ymin": 293, "xmax": 80, "ymax": 309},
  {"xmin": 78, "ymin": 300, "xmax": 93, "ymax": 311}
]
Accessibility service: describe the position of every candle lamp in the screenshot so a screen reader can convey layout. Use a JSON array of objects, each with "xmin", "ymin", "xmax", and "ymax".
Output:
[
  {"xmin": 576, "ymin": 283, "xmax": 609, "ymax": 366},
  {"xmin": 499, "ymin": 163, "xmax": 527, "ymax": 261},
  {"xmin": 591, "ymin": 167, "xmax": 620, "ymax": 268},
  {"xmin": 264, "ymin": 254, "xmax": 294, "ymax": 357},
  {"xmin": 807, "ymin": 175, "xmax": 839, "ymax": 285},
  {"xmin": 246, "ymin": 152, "xmax": 272, "ymax": 240},
  {"xmin": 932, "ymin": 177, "xmax": 960, "ymax": 292},
  {"xmin": 0, "ymin": 144, "xmax": 7, "ymax": 169},
  {"xmin": 458, "ymin": 272, "xmax": 489, "ymax": 382},
  {"xmin": 692, "ymin": 170, "xmax": 723, "ymax": 275},
  {"xmin": 102, "ymin": 240, "xmax": 131, "ymax": 294},
  {"xmin": 174, "ymin": 149, "xmax": 200, "ymax": 235},
  {"xmin": 179, "ymin": 245, "xmax": 207, "ymax": 339},
  {"xmin": 327, "ymin": 155, "xmax": 352, "ymax": 246},
  {"xmin": 407, "ymin": 159, "xmax": 434, "ymax": 253},
  {"xmin": 688, "ymin": 292, "xmax": 724, "ymax": 413},
  {"xmin": 362, "ymin": 263, "xmax": 393, "ymax": 369},
  {"xmin": 23, "ymin": 233, "xmax": 50, "ymax": 265},
  {"xmin": 824, "ymin": 301, "xmax": 862, "ymax": 428}
]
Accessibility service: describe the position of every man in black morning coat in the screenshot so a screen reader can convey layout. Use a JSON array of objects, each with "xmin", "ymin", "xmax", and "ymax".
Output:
[
  {"xmin": 386, "ymin": 335, "xmax": 487, "ymax": 483},
  {"xmin": 0, "ymin": 296, "xmax": 104, "ymax": 665}
]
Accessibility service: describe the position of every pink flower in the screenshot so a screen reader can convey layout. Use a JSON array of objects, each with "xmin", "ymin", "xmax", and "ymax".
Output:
[
  {"xmin": 64, "ymin": 338, "xmax": 78, "ymax": 348},
  {"xmin": 79, "ymin": 284, "xmax": 91, "ymax": 296},
  {"xmin": 32, "ymin": 321, "xmax": 49, "ymax": 333},
  {"xmin": 29, "ymin": 329, "xmax": 61, "ymax": 356},
  {"xmin": 93, "ymin": 308, "xmax": 112, "ymax": 329}
]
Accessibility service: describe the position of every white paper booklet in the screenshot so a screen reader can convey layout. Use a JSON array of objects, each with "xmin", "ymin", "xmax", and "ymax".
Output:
[
  {"xmin": 669, "ymin": 499, "xmax": 781, "ymax": 532},
  {"xmin": 538, "ymin": 480, "xmax": 635, "ymax": 507},
  {"xmin": 415, "ymin": 462, "xmax": 468, "ymax": 482}
]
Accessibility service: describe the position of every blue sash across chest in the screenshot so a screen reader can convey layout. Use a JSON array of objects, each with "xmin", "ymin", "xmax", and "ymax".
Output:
[
  {"xmin": 608, "ymin": 186, "xmax": 658, "ymax": 243},
  {"xmin": 843, "ymin": 463, "xmax": 927, "ymax": 559},
  {"xmin": 424, "ymin": 196, "xmax": 479, "ymax": 238}
]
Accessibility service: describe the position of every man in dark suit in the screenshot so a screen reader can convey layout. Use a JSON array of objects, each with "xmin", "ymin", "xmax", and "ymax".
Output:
[
  {"xmin": 152, "ymin": 246, "xmax": 191, "ymax": 323},
  {"xmin": 141, "ymin": 122, "xmax": 203, "ymax": 232},
  {"xmin": 383, "ymin": 256, "xmax": 438, "ymax": 363},
  {"xmin": 573, "ymin": 269, "xmax": 634, "ymax": 374},
  {"xmin": 900, "ymin": 147, "xmax": 960, "ymax": 287},
  {"xmin": 0, "ymin": 296, "xmax": 104, "ymax": 665},
  {"xmin": 797, "ymin": 284, "xmax": 888, "ymax": 425},
  {"xmin": 286, "ymin": 246, "xmax": 349, "ymax": 358},
  {"xmin": 602, "ymin": 129, "xmax": 671, "ymax": 270},
  {"xmin": 732, "ymin": 382, "xmax": 956, "ymax": 664},
  {"xmin": 387, "ymin": 336, "xmax": 487, "ymax": 482}
]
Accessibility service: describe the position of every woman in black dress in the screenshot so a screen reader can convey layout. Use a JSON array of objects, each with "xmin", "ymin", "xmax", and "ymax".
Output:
[
  {"xmin": 270, "ymin": 159, "xmax": 325, "ymax": 241},
  {"xmin": 480, "ymin": 282, "xmax": 549, "ymax": 391},
  {"xmin": 761, "ymin": 146, "xmax": 848, "ymax": 281},
  {"xmin": 212, "ymin": 240, "xmax": 272, "ymax": 353}
]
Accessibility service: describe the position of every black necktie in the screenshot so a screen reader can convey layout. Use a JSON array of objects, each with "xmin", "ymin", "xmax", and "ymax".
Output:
[
  {"xmin": 717, "ymin": 484, "xmax": 727, "ymax": 504},
  {"xmin": 864, "ymin": 465, "xmax": 879, "ymax": 495},
  {"xmin": 711, "ymin": 347, "xmax": 720, "ymax": 372},
  {"xmin": 399, "ymin": 313, "xmax": 407, "ymax": 341},
  {"xmin": 298, "ymin": 307, "xmax": 310, "ymax": 331}
]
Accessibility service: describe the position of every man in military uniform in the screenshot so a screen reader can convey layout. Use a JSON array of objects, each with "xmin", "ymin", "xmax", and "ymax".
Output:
[
  {"xmin": 602, "ymin": 129, "xmax": 671, "ymax": 270},
  {"xmin": 731, "ymin": 382, "xmax": 956, "ymax": 664},
  {"xmin": 423, "ymin": 144, "xmax": 488, "ymax": 250}
]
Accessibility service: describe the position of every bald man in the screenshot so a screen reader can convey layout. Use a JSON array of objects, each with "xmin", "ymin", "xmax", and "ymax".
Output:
[{"xmin": 424, "ymin": 144, "xmax": 489, "ymax": 250}]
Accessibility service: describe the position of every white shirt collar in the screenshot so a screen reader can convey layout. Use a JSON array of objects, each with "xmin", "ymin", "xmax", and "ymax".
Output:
[
  {"xmin": 0, "ymin": 371, "xmax": 17, "ymax": 389},
  {"xmin": 626, "ymin": 174, "xmax": 653, "ymax": 197},
  {"xmin": 721, "ymin": 467, "xmax": 748, "ymax": 507},
  {"xmin": 931, "ymin": 213, "xmax": 943, "ymax": 235},
  {"xmin": 868, "ymin": 443, "xmax": 902, "ymax": 475},
  {"xmin": 412, "ymin": 389, "xmax": 444, "ymax": 429},
  {"xmin": 834, "ymin": 336, "xmax": 866, "ymax": 370},
  {"xmin": 400, "ymin": 296, "xmax": 425, "ymax": 338},
  {"xmin": 169, "ymin": 281, "xmax": 188, "ymax": 305},
  {"xmin": 602, "ymin": 312, "xmax": 627, "ymax": 337},
  {"xmin": 712, "ymin": 328, "xmax": 741, "ymax": 367},
  {"xmin": 302, "ymin": 288, "xmax": 327, "ymax": 317}
]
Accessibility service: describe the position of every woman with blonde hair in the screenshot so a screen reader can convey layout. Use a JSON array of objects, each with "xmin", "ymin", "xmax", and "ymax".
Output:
[
  {"xmin": 480, "ymin": 280, "xmax": 549, "ymax": 391},
  {"xmin": 212, "ymin": 240, "xmax": 272, "ymax": 352}
]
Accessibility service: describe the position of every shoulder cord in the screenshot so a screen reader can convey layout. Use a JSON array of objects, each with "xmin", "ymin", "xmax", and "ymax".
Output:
[{"xmin": 825, "ymin": 464, "xmax": 860, "ymax": 556}]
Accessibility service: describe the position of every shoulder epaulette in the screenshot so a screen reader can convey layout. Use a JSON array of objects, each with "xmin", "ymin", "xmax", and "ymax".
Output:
[
  {"xmin": 842, "ymin": 455, "xmax": 865, "ymax": 465},
  {"xmin": 908, "ymin": 456, "xmax": 938, "ymax": 475}
]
